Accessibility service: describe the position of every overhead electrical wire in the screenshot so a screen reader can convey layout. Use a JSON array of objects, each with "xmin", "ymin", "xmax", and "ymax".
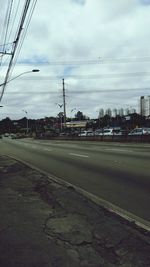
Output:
[
  {"xmin": 3, "ymin": 87, "xmax": 150, "ymax": 94},
  {"xmin": 0, "ymin": 0, "xmax": 38, "ymax": 102},
  {"xmin": 0, "ymin": 0, "xmax": 33, "ymax": 77},
  {"xmin": 7, "ymin": 0, "xmax": 22, "ymax": 44},
  {"xmin": 26, "ymin": 56, "xmax": 150, "ymax": 66},
  {"xmin": 10, "ymin": 0, "xmax": 37, "ymax": 76},
  {"xmin": 7, "ymin": 53, "xmax": 150, "ymax": 69},
  {"xmin": 2, "ymin": 0, "xmax": 13, "ymax": 54},
  {"xmin": 21, "ymin": 71, "xmax": 150, "ymax": 81},
  {"xmin": 0, "ymin": 0, "xmax": 12, "ymax": 66}
]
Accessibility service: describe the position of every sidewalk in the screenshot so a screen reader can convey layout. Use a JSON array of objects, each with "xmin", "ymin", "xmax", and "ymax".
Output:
[{"xmin": 0, "ymin": 155, "xmax": 150, "ymax": 267}]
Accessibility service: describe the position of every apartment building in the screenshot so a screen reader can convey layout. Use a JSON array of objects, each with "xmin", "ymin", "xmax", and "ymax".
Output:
[{"xmin": 140, "ymin": 96, "xmax": 150, "ymax": 116}]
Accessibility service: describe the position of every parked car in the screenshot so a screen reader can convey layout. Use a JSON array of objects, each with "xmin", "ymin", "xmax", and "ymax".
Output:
[
  {"xmin": 78, "ymin": 130, "xmax": 94, "ymax": 136},
  {"xmin": 10, "ymin": 133, "xmax": 17, "ymax": 139},
  {"xmin": 115, "ymin": 130, "xmax": 128, "ymax": 136},
  {"xmin": 128, "ymin": 128, "xmax": 150, "ymax": 136},
  {"xmin": 4, "ymin": 133, "xmax": 9, "ymax": 137},
  {"xmin": 78, "ymin": 131, "xmax": 87, "ymax": 137},
  {"xmin": 97, "ymin": 128, "xmax": 118, "ymax": 136},
  {"xmin": 94, "ymin": 129, "xmax": 103, "ymax": 136},
  {"xmin": 59, "ymin": 132, "xmax": 69, "ymax": 136},
  {"xmin": 86, "ymin": 130, "xmax": 94, "ymax": 136}
]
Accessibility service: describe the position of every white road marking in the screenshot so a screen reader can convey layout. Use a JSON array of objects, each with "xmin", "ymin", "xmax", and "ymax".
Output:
[
  {"xmin": 105, "ymin": 148, "xmax": 133, "ymax": 152},
  {"xmin": 69, "ymin": 153, "xmax": 89, "ymax": 158},
  {"xmin": 43, "ymin": 148, "xmax": 53, "ymax": 151}
]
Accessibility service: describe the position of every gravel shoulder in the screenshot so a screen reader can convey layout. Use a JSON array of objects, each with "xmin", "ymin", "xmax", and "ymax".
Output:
[{"xmin": 0, "ymin": 155, "xmax": 150, "ymax": 267}]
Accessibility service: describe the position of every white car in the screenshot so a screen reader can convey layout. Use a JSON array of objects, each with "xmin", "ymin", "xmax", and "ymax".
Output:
[
  {"xmin": 4, "ymin": 133, "xmax": 9, "ymax": 137},
  {"xmin": 128, "ymin": 128, "xmax": 150, "ymax": 136},
  {"xmin": 94, "ymin": 129, "xmax": 103, "ymax": 136},
  {"xmin": 78, "ymin": 130, "xmax": 94, "ymax": 136},
  {"xmin": 78, "ymin": 131, "xmax": 87, "ymax": 136},
  {"xmin": 97, "ymin": 128, "xmax": 117, "ymax": 136},
  {"xmin": 86, "ymin": 131, "xmax": 94, "ymax": 136}
]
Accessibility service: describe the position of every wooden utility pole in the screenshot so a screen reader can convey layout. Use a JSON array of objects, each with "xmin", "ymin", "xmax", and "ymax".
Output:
[{"xmin": 62, "ymin": 78, "xmax": 66, "ymax": 128}]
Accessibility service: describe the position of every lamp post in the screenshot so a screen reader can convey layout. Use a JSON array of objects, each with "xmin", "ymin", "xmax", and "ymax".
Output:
[
  {"xmin": 0, "ymin": 69, "xmax": 40, "ymax": 102},
  {"xmin": 0, "ymin": 69, "xmax": 40, "ymax": 87},
  {"xmin": 0, "ymin": 69, "xmax": 39, "ymax": 131}
]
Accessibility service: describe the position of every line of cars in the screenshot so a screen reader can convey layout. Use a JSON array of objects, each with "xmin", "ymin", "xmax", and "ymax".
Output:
[
  {"xmin": 1, "ymin": 133, "xmax": 26, "ymax": 139},
  {"xmin": 78, "ymin": 128, "xmax": 123, "ymax": 136},
  {"xmin": 78, "ymin": 127, "xmax": 150, "ymax": 137}
]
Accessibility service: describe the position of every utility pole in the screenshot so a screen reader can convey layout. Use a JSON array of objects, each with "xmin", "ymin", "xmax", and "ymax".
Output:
[{"xmin": 62, "ymin": 78, "xmax": 66, "ymax": 128}]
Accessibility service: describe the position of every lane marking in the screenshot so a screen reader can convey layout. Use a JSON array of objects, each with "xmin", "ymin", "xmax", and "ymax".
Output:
[
  {"xmin": 105, "ymin": 148, "xmax": 133, "ymax": 152},
  {"xmin": 43, "ymin": 148, "xmax": 53, "ymax": 151},
  {"xmin": 69, "ymin": 153, "xmax": 89, "ymax": 158}
]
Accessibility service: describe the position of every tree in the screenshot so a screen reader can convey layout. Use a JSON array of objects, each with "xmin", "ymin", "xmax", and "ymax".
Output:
[{"xmin": 75, "ymin": 111, "xmax": 87, "ymax": 120}]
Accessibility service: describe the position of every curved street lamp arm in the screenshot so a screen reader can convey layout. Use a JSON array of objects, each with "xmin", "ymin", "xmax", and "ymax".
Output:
[{"xmin": 0, "ymin": 69, "xmax": 40, "ymax": 87}]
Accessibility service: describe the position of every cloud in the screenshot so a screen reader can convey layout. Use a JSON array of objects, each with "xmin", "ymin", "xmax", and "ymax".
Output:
[{"xmin": 1, "ymin": 0, "xmax": 150, "ymax": 119}]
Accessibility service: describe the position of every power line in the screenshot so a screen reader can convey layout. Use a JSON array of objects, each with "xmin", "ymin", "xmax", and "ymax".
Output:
[
  {"xmin": 0, "ymin": 0, "xmax": 38, "ymax": 102},
  {"xmin": 9, "ymin": 0, "xmax": 38, "ymax": 77},
  {"xmin": 3, "ymin": 87, "xmax": 150, "ymax": 94},
  {"xmin": 2, "ymin": 0, "xmax": 13, "ymax": 53},
  {"xmin": 4, "ymin": 71, "xmax": 150, "ymax": 81},
  {"xmin": 16, "ymin": 71, "xmax": 150, "ymax": 80},
  {"xmin": 15, "ymin": 56, "xmax": 150, "ymax": 66},
  {"xmin": 7, "ymin": 0, "xmax": 22, "ymax": 44}
]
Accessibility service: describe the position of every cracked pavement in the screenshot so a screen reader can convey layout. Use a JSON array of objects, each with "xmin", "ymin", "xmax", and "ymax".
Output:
[{"xmin": 0, "ymin": 155, "xmax": 150, "ymax": 267}]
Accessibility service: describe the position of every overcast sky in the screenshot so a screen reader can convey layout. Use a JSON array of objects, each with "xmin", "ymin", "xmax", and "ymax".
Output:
[{"xmin": 1, "ymin": 0, "xmax": 150, "ymax": 119}]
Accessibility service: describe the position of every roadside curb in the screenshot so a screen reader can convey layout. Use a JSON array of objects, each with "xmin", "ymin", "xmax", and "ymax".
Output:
[{"xmin": 4, "ymin": 154, "xmax": 150, "ymax": 232}]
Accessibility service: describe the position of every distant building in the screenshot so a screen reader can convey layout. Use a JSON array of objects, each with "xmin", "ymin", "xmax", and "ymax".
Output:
[
  {"xmin": 65, "ymin": 120, "xmax": 87, "ymax": 128},
  {"xmin": 140, "ymin": 96, "xmax": 150, "ymax": 116}
]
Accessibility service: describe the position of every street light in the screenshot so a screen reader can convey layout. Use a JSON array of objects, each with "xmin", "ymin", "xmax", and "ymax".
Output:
[
  {"xmin": 0, "ymin": 69, "xmax": 40, "ymax": 87},
  {"xmin": 0, "ymin": 69, "xmax": 40, "ymax": 102}
]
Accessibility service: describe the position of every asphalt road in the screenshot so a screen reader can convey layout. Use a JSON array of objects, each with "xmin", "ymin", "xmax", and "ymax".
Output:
[{"xmin": 0, "ymin": 138, "xmax": 150, "ymax": 223}]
